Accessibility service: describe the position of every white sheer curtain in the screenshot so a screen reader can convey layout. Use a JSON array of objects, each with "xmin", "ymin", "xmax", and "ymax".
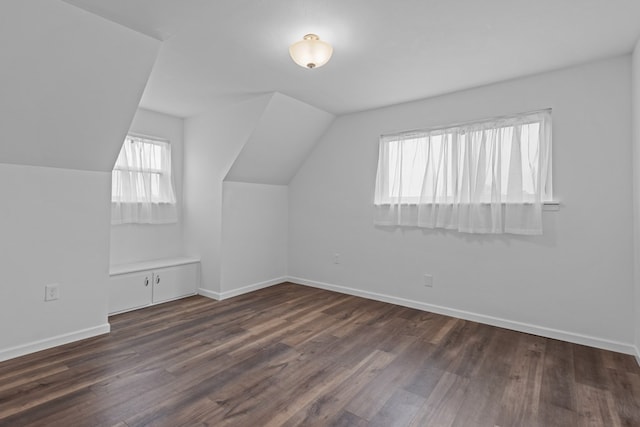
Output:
[
  {"xmin": 374, "ymin": 110, "xmax": 552, "ymax": 235},
  {"xmin": 111, "ymin": 135, "xmax": 177, "ymax": 225}
]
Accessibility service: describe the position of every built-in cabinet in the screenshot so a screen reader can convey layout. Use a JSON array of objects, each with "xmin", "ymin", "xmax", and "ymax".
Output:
[{"xmin": 108, "ymin": 257, "xmax": 199, "ymax": 315}]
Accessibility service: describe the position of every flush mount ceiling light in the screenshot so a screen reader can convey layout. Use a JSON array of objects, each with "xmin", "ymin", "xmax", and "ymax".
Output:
[{"xmin": 289, "ymin": 34, "xmax": 333, "ymax": 69}]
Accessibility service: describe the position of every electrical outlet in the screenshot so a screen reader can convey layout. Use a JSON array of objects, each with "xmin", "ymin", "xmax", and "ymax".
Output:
[
  {"xmin": 423, "ymin": 274, "xmax": 433, "ymax": 288},
  {"xmin": 45, "ymin": 283, "xmax": 59, "ymax": 301},
  {"xmin": 333, "ymin": 253, "xmax": 341, "ymax": 264}
]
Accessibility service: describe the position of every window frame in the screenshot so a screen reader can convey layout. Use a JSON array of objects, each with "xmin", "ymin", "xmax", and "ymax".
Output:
[
  {"xmin": 111, "ymin": 133, "xmax": 176, "ymax": 205},
  {"xmin": 375, "ymin": 109, "xmax": 554, "ymax": 208}
]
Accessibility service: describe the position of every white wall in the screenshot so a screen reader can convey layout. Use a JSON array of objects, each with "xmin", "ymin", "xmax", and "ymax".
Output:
[
  {"xmin": 183, "ymin": 96, "xmax": 272, "ymax": 294},
  {"xmin": 0, "ymin": 164, "xmax": 111, "ymax": 360},
  {"xmin": 221, "ymin": 182, "xmax": 288, "ymax": 294},
  {"xmin": 289, "ymin": 55, "xmax": 635, "ymax": 352},
  {"xmin": 184, "ymin": 93, "xmax": 334, "ymax": 297},
  {"xmin": 110, "ymin": 109, "xmax": 186, "ymax": 266},
  {"xmin": 632, "ymin": 41, "xmax": 640, "ymax": 359},
  {"xmin": 0, "ymin": 1, "xmax": 159, "ymax": 361}
]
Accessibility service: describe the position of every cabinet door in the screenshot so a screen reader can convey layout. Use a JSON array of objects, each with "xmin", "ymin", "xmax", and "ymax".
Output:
[
  {"xmin": 152, "ymin": 263, "xmax": 198, "ymax": 304},
  {"xmin": 109, "ymin": 271, "xmax": 153, "ymax": 314}
]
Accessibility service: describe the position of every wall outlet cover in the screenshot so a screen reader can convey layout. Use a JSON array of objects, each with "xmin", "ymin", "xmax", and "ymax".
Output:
[
  {"xmin": 423, "ymin": 274, "xmax": 433, "ymax": 288},
  {"xmin": 45, "ymin": 283, "xmax": 60, "ymax": 301}
]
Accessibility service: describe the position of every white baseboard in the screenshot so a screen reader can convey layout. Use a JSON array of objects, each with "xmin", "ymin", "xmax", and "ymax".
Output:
[
  {"xmin": 635, "ymin": 345, "xmax": 640, "ymax": 367},
  {"xmin": 198, "ymin": 276, "xmax": 287, "ymax": 301},
  {"xmin": 287, "ymin": 276, "xmax": 636, "ymax": 356},
  {"xmin": 219, "ymin": 277, "xmax": 287, "ymax": 300},
  {"xmin": 0, "ymin": 323, "xmax": 111, "ymax": 363},
  {"xmin": 197, "ymin": 287, "xmax": 221, "ymax": 300}
]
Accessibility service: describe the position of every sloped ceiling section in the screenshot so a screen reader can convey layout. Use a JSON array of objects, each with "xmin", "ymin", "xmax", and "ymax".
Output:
[
  {"xmin": 225, "ymin": 92, "xmax": 334, "ymax": 185},
  {"xmin": 0, "ymin": 0, "xmax": 160, "ymax": 172}
]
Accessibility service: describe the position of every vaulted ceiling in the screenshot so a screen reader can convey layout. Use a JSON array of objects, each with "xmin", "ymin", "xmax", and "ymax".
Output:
[
  {"xmin": 225, "ymin": 93, "xmax": 334, "ymax": 185},
  {"xmin": 63, "ymin": 0, "xmax": 640, "ymax": 118}
]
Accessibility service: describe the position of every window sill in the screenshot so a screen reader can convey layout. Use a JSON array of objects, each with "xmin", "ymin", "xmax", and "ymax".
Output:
[
  {"xmin": 375, "ymin": 201, "xmax": 561, "ymax": 211},
  {"xmin": 111, "ymin": 201, "xmax": 177, "ymax": 205}
]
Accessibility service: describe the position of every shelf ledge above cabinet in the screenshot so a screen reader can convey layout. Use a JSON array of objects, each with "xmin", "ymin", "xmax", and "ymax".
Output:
[{"xmin": 109, "ymin": 257, "xmax": 201, "ymax": 277}]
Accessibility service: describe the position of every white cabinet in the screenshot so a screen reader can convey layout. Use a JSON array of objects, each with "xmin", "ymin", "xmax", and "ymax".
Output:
[
  {"xmin": 151, "ymin": 263, "xmax": 198, "ymax": 304},
  {"xmin": 109, "ymin": 271, "xmax": 153, "ymax": 314},
  {"xmin": 108, "ymin": 258, "xmax": 199, "ymax": 315}
]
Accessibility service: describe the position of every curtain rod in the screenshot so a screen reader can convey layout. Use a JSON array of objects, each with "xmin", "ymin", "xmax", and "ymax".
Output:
[
  {"xmin": 380, "ymin": 108, "xmax": 552, "ymax": 139},
  {"xmin": 127, "ymin": 132, "xmax": 170, "ymax": 143}
]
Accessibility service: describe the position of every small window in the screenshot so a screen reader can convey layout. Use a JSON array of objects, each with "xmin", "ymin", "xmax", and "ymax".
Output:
[
  {"xmin": 111, "ymin": 135, "xmax": 177, "ymax": 224},
  {"xmin": 374, "ymin": 110, "xmax": 552, "ymax": 234}
]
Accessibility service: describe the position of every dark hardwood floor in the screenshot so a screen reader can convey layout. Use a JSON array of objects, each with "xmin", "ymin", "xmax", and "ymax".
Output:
[{"xmin": 0, "ymin": 283, "xmax": 639, "ymax": 426}]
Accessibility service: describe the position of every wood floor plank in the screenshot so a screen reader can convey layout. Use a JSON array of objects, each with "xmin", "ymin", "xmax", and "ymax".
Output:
[
  {"xmin": 345, "ymin": 339, "xmax": 436, "ymax": 420},
  {"xmin": 575, "ymin": 383, "xmax": 623, "ymax": 427},
  {"xmin": 536, "ymin": 401, "xmax": 578, "ymax": 427},
  {"xmin": 574, "ymin": 343, "xmax": 609, "ymax": 389},
  {"xmin": 329, "ymin": 411, "xmax": 368, "ymax": 427},
  {"xmin": 494, "ymin": 336, "xmax": 546, "ymax": 427},
  {"xmin": 367, "ymin": 388, "xmax": 424, "ymax": 427},
  {"xmin": 407, "ymin": 371, "xmax": 470, "ymax": 427},
  {"xmin": 278, "ymin": 350, "xmax": 397, "ymax": 427},
  {"xmin": 0, "ymin": 282, "xmax": 638, "ymax": 426},
  {"xmin": 605, "ymin": 370, "xmax": 640, "ymax": 426},
  {"xmin": 540, "ymin": 338, "xmax": 577, "ymax": 412}
]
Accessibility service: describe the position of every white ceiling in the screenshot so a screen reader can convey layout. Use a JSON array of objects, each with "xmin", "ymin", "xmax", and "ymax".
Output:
[{"xmin": 64, "ymin": 0, "xmax": 640, "ymax": 118}]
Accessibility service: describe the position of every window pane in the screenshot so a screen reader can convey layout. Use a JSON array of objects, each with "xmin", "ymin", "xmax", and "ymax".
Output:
[
  {"xmin": 111, "ymin": 136, "xmax": 175, "ymax": 204},
  {"xmin": 378, "ymin": 112, "xmax": 550, "ymax": 204},
  {"xmin": 151, "ymin": 173, "xmax": 160, "ymax": 199},
  {"xmin": 521, "ymin": 122, "xmax": 540, "ymax": 197}
]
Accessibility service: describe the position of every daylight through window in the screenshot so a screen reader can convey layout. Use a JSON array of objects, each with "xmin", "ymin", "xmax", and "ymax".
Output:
[
  {"xmin": 374, "ymin": 110, "xmax": 552, "ymax": 234},
  {"xmin": 111, "ymin": 135, "xmax": 177, "ymax": 224}
]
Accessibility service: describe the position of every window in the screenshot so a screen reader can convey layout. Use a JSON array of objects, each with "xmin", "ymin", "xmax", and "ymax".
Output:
[
  {"xmin": 374, "ymin": 110, "xmax": 552, "ymax": 234},
  {"xmin": 111, "ymin": 134, "xmax": 177, "ymax": 225}
]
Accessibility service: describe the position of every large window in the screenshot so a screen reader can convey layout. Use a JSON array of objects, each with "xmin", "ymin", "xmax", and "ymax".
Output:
[
  {"xmin": 111, "ymin": 134, "xmax": 177, "ymax": 225},
  {"xmin": 374, "ymin": 110, "xmax": 552, "ymax": 235}
]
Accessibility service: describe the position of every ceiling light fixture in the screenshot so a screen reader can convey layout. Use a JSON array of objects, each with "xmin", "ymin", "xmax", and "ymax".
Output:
[{"xmin": 289, "ymin": 34, "xmax": 333, "ymax": 69}]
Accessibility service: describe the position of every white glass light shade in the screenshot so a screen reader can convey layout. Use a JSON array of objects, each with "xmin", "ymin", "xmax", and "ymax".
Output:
[{"xmin": 289, "ymin": 34, "xmax": 333, "ymax": 69}]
